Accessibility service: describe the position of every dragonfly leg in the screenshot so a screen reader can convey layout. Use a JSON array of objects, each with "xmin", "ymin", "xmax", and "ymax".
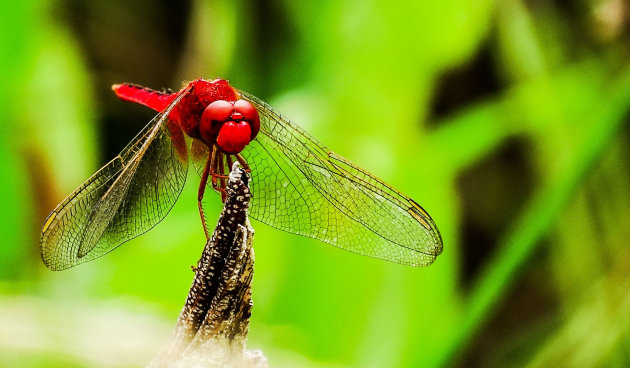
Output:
[
  {"xmin": 216, "ymin": 151, "xmax": 228, "ymax": 202},
  {"xmin": 226, "ymin": 154, "xmax": 234, "ymax": 171},
  {"xmin": 209, "ymin": 146, "xmax": 221, "ymax": 191},
  {"xmin": 209, "ymin": 146, "xmax": 229, "ymax": 202},
  {"xmin": 235, "ymin": 153, "xmax": 251, "ymax": 173},
  {"xmin": 198, "ymin": 146, "xmax": 215, "ymax": 240}
]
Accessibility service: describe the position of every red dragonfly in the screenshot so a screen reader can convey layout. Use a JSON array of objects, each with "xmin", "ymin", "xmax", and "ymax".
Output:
[{"xmin": 40, "ymin": 78, "xmax": 442, "ymax": 270}]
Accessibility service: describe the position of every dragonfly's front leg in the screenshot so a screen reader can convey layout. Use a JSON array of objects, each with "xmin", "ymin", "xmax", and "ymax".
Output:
[
  {"xmin": 198, "ymin": 147, "xmax": 249, "ymax": 239},
  {"xmin": 214, "ymin": 151, "xmax": 228, "ymax": 203},
  {"xmin": 197, "ymin": 146, "xmax": 215, "ymax": 240},
  {"xmin": 226, "ymin": 154, "xmax": 234, "ymax": 171},
  {"xmin": 235, "ymin": 153, "xmax": 251, "ymax": 173}
]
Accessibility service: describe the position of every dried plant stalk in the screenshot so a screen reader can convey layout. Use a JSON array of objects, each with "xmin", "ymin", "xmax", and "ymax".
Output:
[{"xmin": 148, "ymin": 164, "xmax": 266, "ymax": 368}]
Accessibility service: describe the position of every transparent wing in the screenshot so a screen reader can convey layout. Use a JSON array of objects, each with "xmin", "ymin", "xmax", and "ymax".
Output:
[
  {"xmin": 191, "ymin": 138, "xmax": 210, "ymax": 177},
  {"xmin": 41, "ymin": 97, "xmax": 188, "ymax": 270},
  {"xmin": 237, "ymin": 91, "xmax": 443, "ymax": 266}
]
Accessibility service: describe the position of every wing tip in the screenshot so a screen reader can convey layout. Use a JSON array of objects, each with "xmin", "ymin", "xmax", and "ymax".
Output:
[{"xmin": 408, "ymin": 199, "xmax": 444, "ymax": 255}]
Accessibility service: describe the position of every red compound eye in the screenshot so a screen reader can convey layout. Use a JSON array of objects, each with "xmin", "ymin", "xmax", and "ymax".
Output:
[
  {"xmin": 234, "ymin": 99, "xmax": 260, "ymax": 139},
  {"xmin": 217, "ymin": 121, "xmax": 252, "ymax": 154},
  {"xmin": 199, "ymin": 99, "xmax": 259, "ymax": 153},
  {"xmin": 200, "ymin": 100, "xmax": 234, "ymax": 143}
]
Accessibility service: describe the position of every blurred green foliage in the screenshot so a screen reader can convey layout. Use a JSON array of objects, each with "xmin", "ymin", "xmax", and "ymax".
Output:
[{"xmin": 2, "ymin": 0, "xmax": 630, "ymax": 367}]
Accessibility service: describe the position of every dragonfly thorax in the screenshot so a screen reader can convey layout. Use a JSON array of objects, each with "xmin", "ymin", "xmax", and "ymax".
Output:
[{"xmin": 169, "ymin": 79, "xmax": 237, "ymax": 141}]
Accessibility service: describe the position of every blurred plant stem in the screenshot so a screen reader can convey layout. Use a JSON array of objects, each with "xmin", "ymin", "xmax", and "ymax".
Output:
[
  {"xmin": 437, "ymin": 62, "xmax": 630, "ymax": 366},
  {"xmin": 526, "ymin": 237, "xmax": 630, "ymax": 367}
]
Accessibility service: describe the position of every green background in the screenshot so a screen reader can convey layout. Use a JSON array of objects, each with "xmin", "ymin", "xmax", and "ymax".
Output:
[{"xmin": 2, "ymin": 0, "xmax": 630, "ymax": 366}]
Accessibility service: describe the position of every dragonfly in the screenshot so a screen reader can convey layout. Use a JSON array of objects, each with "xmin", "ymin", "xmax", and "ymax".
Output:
[{"xmin": 40, "ymin": 78, "xmax": 443, "ymax": 271}]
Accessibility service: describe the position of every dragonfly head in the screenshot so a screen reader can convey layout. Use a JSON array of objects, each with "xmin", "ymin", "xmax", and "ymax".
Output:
[{"xmin": 199, "ymin": 99, "xmax": 260, "ymax": 154}]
